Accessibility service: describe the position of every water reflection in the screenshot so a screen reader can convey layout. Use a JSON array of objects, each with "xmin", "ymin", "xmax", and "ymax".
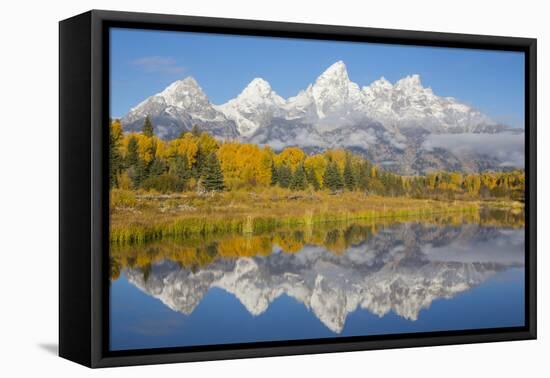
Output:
[{"xmin": 111, "ymin": 210, "xmax": 524, "ymax": 335}]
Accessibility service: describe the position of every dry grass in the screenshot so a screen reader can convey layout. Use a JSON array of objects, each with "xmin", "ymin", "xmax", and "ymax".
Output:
[
  {"xmin": 106, "ymin": 187, "xmax": 526, "ymax": 244},
  {"xmin": 109, "ymin": 207, "xmax": 524, "ymax": 280}
]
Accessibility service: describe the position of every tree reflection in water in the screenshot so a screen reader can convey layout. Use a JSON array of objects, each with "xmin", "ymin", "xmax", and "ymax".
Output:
[{"xmin": 110, "ymin": 208, "xmax": 524, "ymax": 333}]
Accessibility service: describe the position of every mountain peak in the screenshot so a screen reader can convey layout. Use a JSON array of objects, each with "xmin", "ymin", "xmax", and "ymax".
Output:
[
  {"xmin": 317, "ymin": 61, "xmax": 349, "ymax": 82},
  {"xmin": 240, "ymin": 77, "xmax": 274, "ymax": 97},
  {"xmin": 395, "ymin": 74, "xmax": 423, "ymax": 91},
  {"xmin": 164, "ymin": 76, "xmax": 201, "ymax": 91},
  {"xmin": 159, "ymin": 76, "xmax": 210, "ymax": 108},
  {"xmin": 232, "ymin": 77, "xmax": 284, "ymax": 106},
  {"xmin": 121, "ymin": 63, "xmax": 519, "ymax": 173},
  {"xmin": 248, "ymin": 77, "xmax": 271, "ymax": 88},
  {"xmin": 162, "ymin": 76, "xmax": 204, "ymax": 95},
  {"xmin": 368, "ymin": 76, "xmax": 393, "ymax": 91},
  {"xmin": 217, "ymin": 77, "xmax": 284, "ymax": 137},
  {"xmin": 308, "ymin": 60, "xmax": 364, "ymax": 122},
  {"xmin": 180, "ymin": 76, "xmax": 199, "ymax": 86}
]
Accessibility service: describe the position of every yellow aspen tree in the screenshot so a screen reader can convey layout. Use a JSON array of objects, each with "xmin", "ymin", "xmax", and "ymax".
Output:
[{"xmin": 275, "ymin": 147, "xmax": 306, "ymax": 171}]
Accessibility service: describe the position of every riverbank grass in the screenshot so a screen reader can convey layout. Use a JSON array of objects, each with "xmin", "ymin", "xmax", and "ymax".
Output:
[{"xmin": 108, "ymin": 188, "xmax": 521, "ymax": 244}]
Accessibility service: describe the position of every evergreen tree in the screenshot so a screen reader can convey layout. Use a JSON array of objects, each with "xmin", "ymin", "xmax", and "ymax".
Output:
[
  {"xmin": 277, "ymin": 164, "xmax": 292, "ymax": 188},
  {"xmin": 142, "ymin": 115, "xmax": 154, "ymax": 137},
  {"xmin": 368, "ymin": 177, "xmax": 385, "ymax": 195},
  {"xmin": 105, "ymin": 126, "xmax": 526, "ymax": 198},
  {"xmin": 290, "ymin": 164, "xmax": 307, "ymax": 191},
  {"xmin": 356, "ymin": 161, "xmax": 370, "ymax": 191},
  {"xmin": 133, "ymin": 158, "xmax": 149, "ymax": 188},
  {"xmin": 202, "ymin": 153, "xmax": 225, "ymax": 191},
  {"xmin": 270, "ymin": 161, "xmax": 278, "ymax": 186},
  {"xmin": 125, "ymin": 136, "xmax": 139, "ymax": 168},
  {"xmin": 323, "ymin": 161, "xmax": 343, "ymax": 192},
  {"xmin": 379, "ymin": 173, "xmax": 390, "ymax": 196},
  {"xmin": 343, "ymin": 156, "xmax": 355, "ymax": 191},
  {"xmin": 333, "ymin": 165, "xmax": 344, "ymax": 191},
  {"xmin": 141, "ymin": 173, "xmax": 185, "ymax": 193},
  {"xmin": 109, "ymin": 120, "xmax": 124, "ymax": 188},
  {"xmin": 172, "ymin": 155, "xmax": 191, "ymax": 184},
  {"xmin": 149, "ymin": 158, "xmax": 168, "ymax": 178},
  {"xmin": 193, "ymin": 146, "xmax": 207, "ymax": 179},
  {"xmin": 306, "ymin": 167, "xmax": 320, "ymax": 190}
]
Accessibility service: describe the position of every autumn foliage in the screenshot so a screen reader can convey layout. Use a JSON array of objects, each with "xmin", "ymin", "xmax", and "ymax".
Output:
[{"xmin": 109, "ymin": 118, "xmax": 525, "ymax": 201}]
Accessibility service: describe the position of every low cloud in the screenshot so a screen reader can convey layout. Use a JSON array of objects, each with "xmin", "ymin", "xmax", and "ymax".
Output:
[
  {"xmin": 423, "ymin": 131, "xmax": 525, "ymax": 168},
  {"xmin": 131, "ymin": 56, "xmax": 186, "ymax": 75},
  {"xmin": 423, "ymin": 229, "xmax": 524, "ymax": 264}
]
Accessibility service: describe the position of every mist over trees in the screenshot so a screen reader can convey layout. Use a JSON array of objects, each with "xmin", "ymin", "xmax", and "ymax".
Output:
[{"xmin": 109, "ymin": 117, "xmax": 525, "ymax": 200}]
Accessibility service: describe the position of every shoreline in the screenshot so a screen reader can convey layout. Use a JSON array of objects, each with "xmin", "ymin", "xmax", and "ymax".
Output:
[{"xmin": 110, "ymin": 190, "xmax": 524, "ymax": 244}]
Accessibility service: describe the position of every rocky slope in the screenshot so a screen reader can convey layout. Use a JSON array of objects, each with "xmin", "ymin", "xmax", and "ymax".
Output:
[
  {"xmin": 122, "ymin": 77, "xmax": 238, "ymax": 140},
  {"xmin": 121, "ymin": 61, "xmax": 524, "ymax": 174}
]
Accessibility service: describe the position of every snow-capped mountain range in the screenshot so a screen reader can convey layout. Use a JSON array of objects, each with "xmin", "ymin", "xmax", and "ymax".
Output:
[
  {"xmin": 124, "ymin": 223, "xmax": 524, "ymax": 333},
  {"xmin": 121, "ymin": 61, "xmax": 524, "ymax": 174}
]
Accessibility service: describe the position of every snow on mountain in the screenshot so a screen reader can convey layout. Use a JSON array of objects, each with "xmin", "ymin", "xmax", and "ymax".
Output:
[
  {"xmin": 284, "ymin": 61, "xmax": 367, "ymax": 130},
  {"xmin": 215, "ymin": 78, "xmax": 285, "ymax": 137},
  {"xmin": 125, "ymin": 224, "xmax": 523, "ymax": 334},
  {"xmin": 122, "ymin": 77, "xmax": 238, "ymax": 140},
  {"xmin": 362, "ymin": 73, "xmax": 497, "ymax": 133},
  {"xmin": 120, "ymin": 61, "xmax": 523, "ymax": 173}
]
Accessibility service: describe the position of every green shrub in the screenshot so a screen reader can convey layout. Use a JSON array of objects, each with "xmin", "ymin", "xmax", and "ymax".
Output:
[{"xmin": 141, "ymin": 173, "xmax": 185, "ymax": 193}]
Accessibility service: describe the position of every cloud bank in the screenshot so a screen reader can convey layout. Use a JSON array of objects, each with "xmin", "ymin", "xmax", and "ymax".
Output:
[{"xmin": 423, "ymin": 131, "xmax": 525, "ymax": 168}]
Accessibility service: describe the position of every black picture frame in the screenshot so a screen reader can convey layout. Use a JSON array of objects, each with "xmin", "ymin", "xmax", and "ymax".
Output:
[{"xmin": 59, "ymin": 9, "xmax": 537, "ymax": 368}]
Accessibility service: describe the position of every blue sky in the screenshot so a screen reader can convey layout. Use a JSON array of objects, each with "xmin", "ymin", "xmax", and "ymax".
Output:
[{"xmin": 110, "ymin": 28, "xmax": 525, "ymax": 128}]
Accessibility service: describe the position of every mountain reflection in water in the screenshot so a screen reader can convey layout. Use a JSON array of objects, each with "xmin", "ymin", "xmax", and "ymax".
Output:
[{"xmin": 110, "ymin": 211, "xmax": 525, "ymax": 349}]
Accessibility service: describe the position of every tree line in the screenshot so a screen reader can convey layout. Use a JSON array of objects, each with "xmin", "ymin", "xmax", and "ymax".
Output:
[{"xmin": 110, "ymin": 117, "xmax": 525, "ymax": 200}]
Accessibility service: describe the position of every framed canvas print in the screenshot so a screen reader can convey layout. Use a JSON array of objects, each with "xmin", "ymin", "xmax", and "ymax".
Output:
[{"xmin": 59, "ymin": 10, "xmax": 536, "ymax": 368}]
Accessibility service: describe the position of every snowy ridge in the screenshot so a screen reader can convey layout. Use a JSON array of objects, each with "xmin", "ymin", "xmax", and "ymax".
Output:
[
  {"xmin": 215, "ymin": 78, "xmax": 285, "ymax": 136},
  {"xmin": 362, "ymin": 74, "xmax": 494, "ymax": 133},
  {"xmin": 122, "ymin": 77, "xmax": 238, "ymax": 140},
  {"xmin": 216, "ymin": 61, "xmax": 497, "ymax": 135},
  {"xmin": 120, "ymin": 60, "xmax": 524, "ymax": 173}
]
